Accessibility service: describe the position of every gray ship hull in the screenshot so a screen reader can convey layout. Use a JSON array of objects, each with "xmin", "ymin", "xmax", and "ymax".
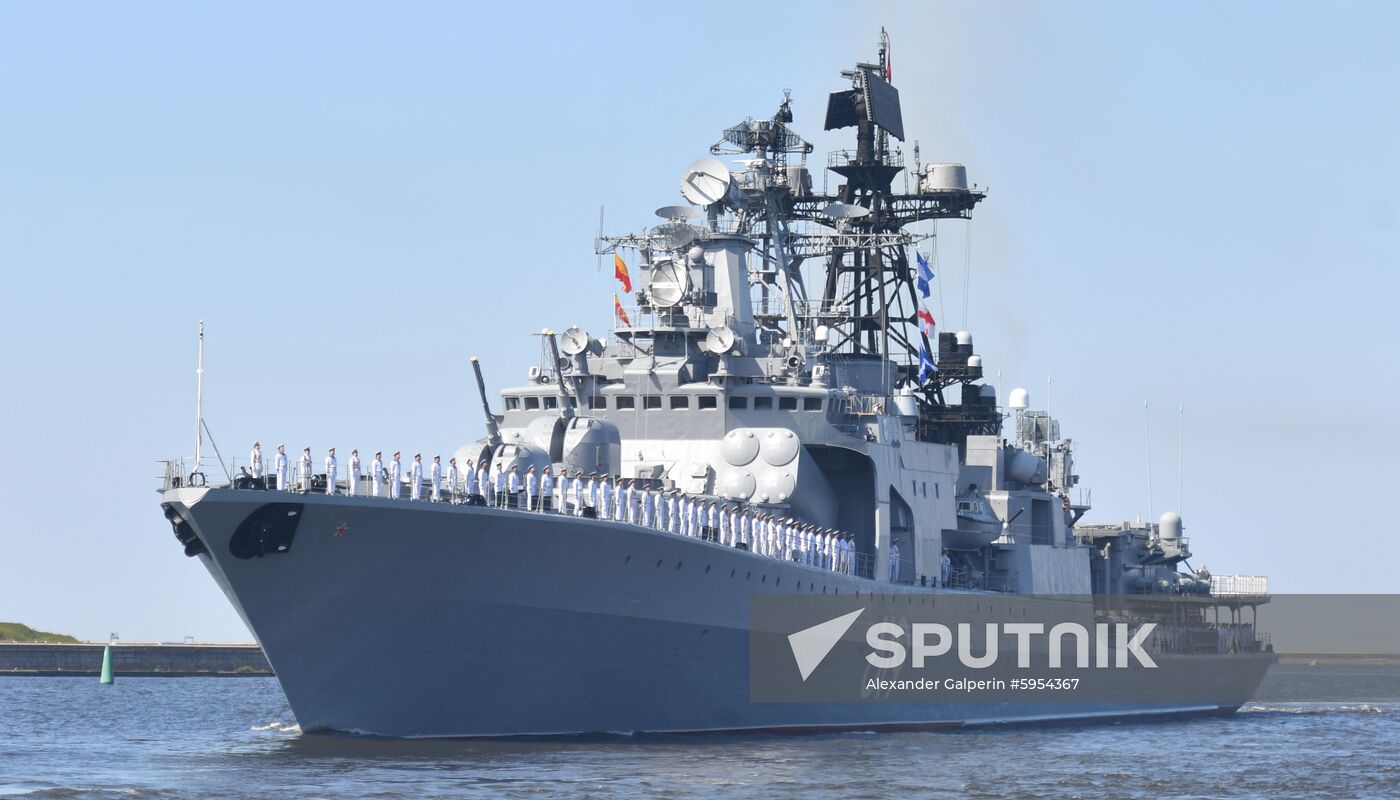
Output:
[{"xmin": 163, "ymin": 487, "xmax": 1271, "ymax": 738}]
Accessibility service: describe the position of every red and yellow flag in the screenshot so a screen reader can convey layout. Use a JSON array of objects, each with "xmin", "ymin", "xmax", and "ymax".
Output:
[
  {"xmin": 614, "ymin": 294, "xmax": 631, "ymax": 327},
  {"xmin": 614, "ymin": 254, "xmax": 632, "ymax": 293}
]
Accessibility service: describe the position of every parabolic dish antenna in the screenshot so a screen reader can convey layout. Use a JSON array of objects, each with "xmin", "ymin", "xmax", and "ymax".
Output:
[
  {"xmin": 560, "ymin": 325, "xmax": 591, "ymax": 356},
  {"xmin": 822, "ymin": 202, "xmax": 871, "ymax": 220},
  {"xmin": 680, "ymin": 157, "xmax": 732, "ymax": 206},
  {"xmin": 647, "ymin": 259, "xmax": 688, "ymax": 308},
  {"xmin": 655, "ymin": 205, "xmax": 701, "ymax": 220},
  {"xmin": 704, "ymin": 326, "xmax": 738, "ymax": 355}
]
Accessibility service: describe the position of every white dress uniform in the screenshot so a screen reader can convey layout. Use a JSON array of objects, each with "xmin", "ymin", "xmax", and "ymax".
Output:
[
  {"xmin": 889, "ymin": 543, "xmax": 901, "ymax": 582},
  {"xmin": 299, "ymin": 451, "xmax": 313, "ymax": 493},
  {"xmin": 250, "ymin": 447, "xmax": 263, "ymax": 479},
  {"xmin": 597, "ymin": 480, "xmax": 610, "ymax": 519},
  {"xmin": 348, "ymin": 453, "xmax": 360, "ymax": 497},
  {"xmin": 476, "ymin": 466, "xmax": 489, "ymax": 503},
  {"xmin": 410, "ymin": 459, "xmax": 424, "ymax": 501},
  {"xmin": 507, "ymin": 470, "xmax": 521, "ymax": 508},
  {"xmin": 325, "ymin": 454, "xmax": 337, "ymax": 496},
  {"xmin": 388, "ymin": 457, "xmax": 402, "ymax": 499},
  {"xmin": 639, "ymin": 490, "xmax": 652, "ymax": 528},
  {"xmin": 571, "ymin": 476, "xmax": 585, "ymax": 516},
  {"xmin": 448, "ymin": 463, "xmax": 459, "ymax": 502},
  {"xmin": 540, "ymin": 472, "xmax": 554, "ymax": 511},
  {"xmin": 525, "ymin": 470, "xmax": 538, "ymax": 511},
  {"xmin": 275, "ymin": 451, "xmax": 289, "ymax": 491},
  {"xmin": 371, "ymin": 455, "xmax": 384, "ymax": 497},
  {"xmin": 463, "ymin": 465, "xmax": 476, "ymax": 498},
  {"xmin": 492, "ymin": 467, "xmax": 506, "ymax": 508},
  {"xmin": 430, "ymin": 461, "xmax": 442, "ymax": 502}
]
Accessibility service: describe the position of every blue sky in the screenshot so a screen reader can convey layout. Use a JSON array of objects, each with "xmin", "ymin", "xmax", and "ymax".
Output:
[{"xmin": 1, "ymin": 2, "xmax": 1395, "ymax": 642}]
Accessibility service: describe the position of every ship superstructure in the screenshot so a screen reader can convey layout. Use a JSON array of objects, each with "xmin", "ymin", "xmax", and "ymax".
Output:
[{"xmin": 157, "ymin": 35, "xmax": 1272, "ymax": 738}]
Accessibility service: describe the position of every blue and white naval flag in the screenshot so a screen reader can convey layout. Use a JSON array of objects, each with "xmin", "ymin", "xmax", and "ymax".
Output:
[
  {"xmin": 918, "ymin": 342, "xmax": 937, "ymax": 384},
  {"xmin": 915, "ymin": 252, "xmax": 934, "ymax": 299}
]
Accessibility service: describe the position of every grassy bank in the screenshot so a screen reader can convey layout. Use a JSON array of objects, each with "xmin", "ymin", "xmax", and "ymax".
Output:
[{"xmin": 0, "ymin": 622, "xmax": 79, "ymax": 644}]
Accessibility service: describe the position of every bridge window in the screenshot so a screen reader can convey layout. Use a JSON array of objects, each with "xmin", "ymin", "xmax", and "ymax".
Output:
[
  {"xmin": 588, "ymin": 395, "xmax": 606, "ymax": 409},
  {"xmin": 644, "ymin": 395, "xmax": 662, "ymax": 410},
  {"xmin": 504, "ymin": 397, "xmax": 521, "ymax": 410},
  {"xmin": 698, "ymin": 396, "xmax": 718, "ymax": 410},
  {"xmin": 804, "ymin": 398, "xmax": 823, "ymax": 411},
  {"xmin": 615, "ymin": 396, "xmax": 636, "ymax": 410},
  {"xmin": 779, "ymin": 397, "xmax": 798, "ymax": 410},
  {"xmin": 728, "ymin": 396, "xmax": 748, "ymax": 409},
  {"xmin": 543, "ymin": 396, "xmax": 558, "ymax": 410},
  {"xmin": 523, "ymin": 397, "xmax": 540, "ymax": 410},
  {"xmin": 753, "ymin": 397, "xmax": 773, "ymax": 410},
  {"xmin": 671, "ymin": 396, "xmax": 690, "ymax": 410}
]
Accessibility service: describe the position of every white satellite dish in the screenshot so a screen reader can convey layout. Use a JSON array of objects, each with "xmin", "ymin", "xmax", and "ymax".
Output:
[
  {"xmin": 680, "ymin": 157, "xmax": 732, "ymax": 207},
  {"xmin": 1008, "ymin": 387, "xmax": 1030, "ymax": 410},
  {"xmin": 655, "ymin": 205, "xmax": 701, "ymax": 220},
  {"xmin": 560, "ymin": 325, "xmax": 591, "ymax": 356},
  {"xmin": 647, "ymin": 259, "xmax": 688, "ymax": 308},
  {"xmin": 705, "ymin": 326, "xmax": 738, "ymax": 355},
  {"xmin": 822, "ymin": 202, "xmax": 871, "ymax": 220}
]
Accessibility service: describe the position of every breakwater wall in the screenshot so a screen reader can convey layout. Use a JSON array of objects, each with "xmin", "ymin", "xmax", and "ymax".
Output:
[{"xmin": 0, "ymin": 643, "xmax": 272, "ymax": 676}]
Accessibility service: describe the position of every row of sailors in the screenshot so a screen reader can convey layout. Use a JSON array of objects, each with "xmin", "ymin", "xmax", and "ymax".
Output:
[{"xmin": 248, "ymin": 443, "xmax": 877, "ymax": 576}]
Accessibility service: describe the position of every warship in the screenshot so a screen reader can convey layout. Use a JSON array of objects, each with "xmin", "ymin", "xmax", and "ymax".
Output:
[{"xmin": 158, "ymin": 34, "xmax": 1273, "ymax": 737}]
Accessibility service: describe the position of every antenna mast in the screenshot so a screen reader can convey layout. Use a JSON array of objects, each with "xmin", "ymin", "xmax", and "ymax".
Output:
[
  {"xmin": 194, "ymin": 320, "xmax": 205, "ymax": 471},
  {"xmin": 1144, "ymin": 400, "xmax": 1154, "ymax": 520}
]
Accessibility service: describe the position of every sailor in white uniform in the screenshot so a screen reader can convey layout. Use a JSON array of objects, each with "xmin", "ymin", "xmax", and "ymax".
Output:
[
  {"xmin": 889, "ymin": 541, "xmax": 901, "ymax": 582},
  {"xmin": 940, "ymin": 550, "xmax": 952, "ymax": 587},
  {"xmin": 275, "ymin": 444, "xmax": 289, "ymax": 491},
  {"xmin": 639, "ymin": 487, "xmax": 653, "ymax": 528},
  {"xmin": 492, "ymin": 462, "xmax": 507, "ymax": 508},
  {"xmin": 324, "ymin": 448, "xmax": 337, "ymax": 496},
  {"xmin": 371, "ymin": 451, "xmax": 384, "ymax": 497},
  {"xmin": 540, "ymin": 467, "xmax": 554, "ymax": 512},
  {"xmin": 476, "ymin": 462, "xmax": 490, "ymax": 505},
  {"xmin": 388, "ymin": 452, "xmax": 402, "ymax": 499},
  {"xmin": 624, "ymin": 481, "xmax": 637, "ymax": 523},
  {"xmin": 507, "ymin": 465, "xmax": 521, "ymax": 508},
  {"xmin": 717, "ymin": 504, "xmax": 730, "ymax": 545},
  {"xmin": 571, "ymin": 471, "xmax": 586, "ymax": 516},
  {"xmin": 299, "ymin": 448, "xmax": 313, "ymax": 493},
  {"xmin": 410, "ymin": 454, "xmax": 424, "ymax": 501},
  {"xmin": 430, "ymin": 455, "xmax": 443, "ymax": 502},
  {"xmin": 524, "ymin": 466, "xmax": 538, "ymax": 511},
  {"xmin": 596, "ymin": 475, "xmax": 611, "ymax": 520},
  {"xmin": 448, "ymin": 457, "xmax": 460, "ymax": 503},
  {"xmin": 613, "ymin": 479, "xmax": 630, "ymax": 523},
  {"xmin": 348, "ymin": 449, "xmax": 361, "ymax": 497},
  {"xmin": 463, "ymin": 459, "xmax": 476, "ymax": 500},
  {"xmin": 250, "ymin": 442, "xmax": 263, "ymax": 480}
]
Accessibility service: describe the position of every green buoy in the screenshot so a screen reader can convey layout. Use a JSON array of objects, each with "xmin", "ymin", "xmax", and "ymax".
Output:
[{"xmin": 99, "ymin": 643, "xmax": 114, "ymax": 685}]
